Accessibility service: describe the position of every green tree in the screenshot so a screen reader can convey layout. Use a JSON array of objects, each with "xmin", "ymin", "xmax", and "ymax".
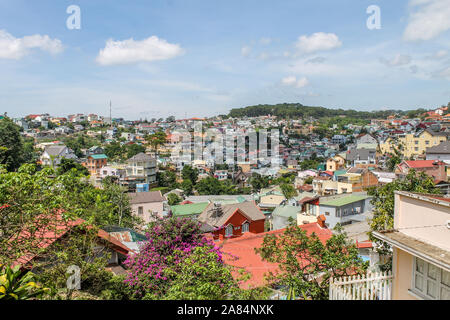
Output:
[
  {"xmin": 181, "ymin": 179, "xmax": 194, "ymax": 196},
  {"xmin": 367, "ymin": 169, "xmax": 440, "ymax": 269},
  {"xmin": 126, "ymin": 143, "xmax": 146, "ymax": 159},
  {"xmin": 157, "ymin": 170, "xmax": 178, "ymax": 190},
  {"xmin": 250, "ymin": 173, "xmax": 270, "ymax": 192},
  {"xmin": 57, "ymin": 158, "xmax": 89, "ymax": 176},
  {"xmin": 280, "ymin": 183, "xmax": 297, "ymax": 201},
  {"xmin": 146, "ymin": 131, "xmax": 167, "ymax": 156},
  {"xmin": 181, "ymin": 165, "xmax": 199, "ymax": 184},
  {"xmin": 256, "ymin": 224, "xmax": 367, "ymax": 300},
  {"xmin": 304, "ymin": 176, "xmax": 314, "ymax": 185},
  {"xmin": 163, "ymin": 246, "xmax": 238, "ymax": 300},
  {"xmin": 104, "ymin": 141, "xmax": 124, "ymax": 161},
  {"xmin": 195, "ymin": 177, "xmax": 238, "ymax": 195},
  {"xmin": 166, "ymin": 116, "xmax": 175, "ymax": 123},
  {"xmin": 34, "ymin": 223, "xmax": 112, "ymax": 300},
  {"xmin": 0, "ymin": 164, "xmax": 139, "ymax": 268},
  {"xmin": 167, "ymin": 193, "xmax": 182, "ymax": 206},
  {"xmin": 0, "ymin": 117, "xmax": 26, "ymax": 171},
  {"xmin": 385, "ymin": 141, "xmax": 404, "ymax": 172}
]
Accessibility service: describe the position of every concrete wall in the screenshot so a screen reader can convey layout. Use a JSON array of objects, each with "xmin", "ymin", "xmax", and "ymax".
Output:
[
  {"xmin": 319, "ymin": 198, "xmax": 372, "ymax": 229},
  {"xmin": 392, "ymin": 248, "xmax": 419, "ymax": 300},
  {"xmin": 131, "ymin": 201, "xmax": 165, "ymax": 224},
  {"xmin": 394, "ymin": 193, "xmax": 450, "ymax": 251}
]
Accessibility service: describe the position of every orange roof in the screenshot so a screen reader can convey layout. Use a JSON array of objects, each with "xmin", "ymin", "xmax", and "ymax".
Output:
[
  {"xmin": 403, "ymin": 160, "xmax": 444, "ymax": 168},
  {"xmin": 356, "ymin": 241, "xmax": 373, "ymax": 249},
  {"xmin": 219, "ymin": 223, "xmax": 332, "ymax": 288},
  {"xmin": 11, "ymin": 214, "xmax": 133, "ymax": 268}
]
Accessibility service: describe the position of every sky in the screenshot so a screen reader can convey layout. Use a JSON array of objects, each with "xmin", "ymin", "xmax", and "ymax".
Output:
[{"xmin": 0, "ymin": 0, "xmax": 449, "ymax": 120}]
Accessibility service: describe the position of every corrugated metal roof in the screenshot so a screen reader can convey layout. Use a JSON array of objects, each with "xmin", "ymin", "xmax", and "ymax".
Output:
[
  {"xmin": 170, "ymin": 202, "xmax": 209, "ymax": 216},
  {"xmin": 320, "ymin": 195, "xmax": 370, "ymax": 207}
]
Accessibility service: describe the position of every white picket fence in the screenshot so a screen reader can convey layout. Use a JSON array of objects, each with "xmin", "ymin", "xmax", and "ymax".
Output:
[{"xmin": 329, "ymin": 271, "xmax": 393, "ymax": 300}]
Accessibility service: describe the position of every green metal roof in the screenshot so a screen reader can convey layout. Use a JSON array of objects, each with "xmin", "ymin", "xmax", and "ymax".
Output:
[
  {"xmin": 170, "ymin": 202, "xmax": 209, "ymax": 217},
  {"xmin": 90, "ymin": 154, "xmax": 108, "ymax": 159},
  {"xmin": 320, "ymin": 195, "xmax": 370, "ymax": 207},
  {"xmin": 334, "ymin": 170, "xmax": 347, "ymax": 177},
  {"xmin": 272, "ymin": 206, "xmax": 301, "ymax": 218}
]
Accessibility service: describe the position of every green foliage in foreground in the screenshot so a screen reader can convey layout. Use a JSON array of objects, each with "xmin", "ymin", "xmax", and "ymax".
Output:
[
  {"xmin": 0, "ymin": 264, "xmax": 49, "ymax": 300},
  {"xmin": 256, "ymin": 224, "xmax": 367, "ymax": 300},
  {"xmin": 367, "ymin": 169, "xmax": 440, "ymax": 270}
]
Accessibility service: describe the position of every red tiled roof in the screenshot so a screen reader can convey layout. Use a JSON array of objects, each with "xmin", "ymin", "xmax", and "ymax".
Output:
[
  {"xmin": 12, "ymin": 214, "xmax": 133, "ymax": 268},
  {"xmin": 298, "ymin": 185, "xmax": 313, "ymax": 192},
  {"xmin": 404, "ymin": 160, "xmax": 444, "ymax": 168},
  {"xmin": 219, "ymin": 222, "xmax": 332, "ymax": 288},
  {"xmin": 356, "ymin": 241, "xmax": 373, "ymax": 249}
]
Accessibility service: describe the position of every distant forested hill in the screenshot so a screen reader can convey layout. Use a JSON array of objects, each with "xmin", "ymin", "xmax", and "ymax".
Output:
[{"xmin": 227, "ymin": 103, "xmax": 427, "ymax": 119}]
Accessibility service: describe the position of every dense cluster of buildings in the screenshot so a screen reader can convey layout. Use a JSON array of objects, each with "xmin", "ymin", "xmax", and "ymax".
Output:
[{"xmin": 8, "ymin": 104, "xmax": 450, "ymax": 300}]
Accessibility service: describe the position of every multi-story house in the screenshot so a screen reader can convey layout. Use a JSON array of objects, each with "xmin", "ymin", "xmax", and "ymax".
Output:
[
  {"xmin": 129, "ymin": 191, "xmax": 166, "ymax": 224},
  {"xmin": 426, "ymin": 141, "xmax": 450, "ymax": 179},
  {"xmin": 380, "ymin": 128, "xmax": 449, "ymax": 158},
  {"xmin": 332, "ymin": 135, "xmax": 347, "ymax": 145},
  {"xmin": 326, "ymin": 155, "xmax": 346, "ymax": 172},
  {"xmin": 336, "ymin": 167, "xmax": 379, "ymax": 192},
  {"xmin": 83, "ymin": 154, "xmax": 108, "ymax": 176},
  {"xmin": 86, "ymin": 146, "xmax": 105, "ymax": 157},
  {"xmin": 40, "ymin": 145, "xmax": 78, "ymax": 167},
  {"xmin": 396, "ymin": 160, "xmax": 447, "ymax": 182},
  {"xmin": 310, "ymin": 194, "xmax": 372, "ymax": 229},
  {"xmin": 198, "ymin": 201, "xmax": 266, "ymax": 240},
  {"xmin": 125, "ymin": 152, "xmax": 157, "ymax": 186},
  {"xmin": 346, "ymin": 149, "xmax": 377, "ymax": 167},
  {"xmin": 214, "ymin": 170, "xmax": 229, "ymax": 181},
  {"xmin": 356, "ymin": 133, "xmax": 378, "ymax": 149},
  {"xmin": 373, "ymin": 191, "xmax": 449, "ymax": 300},
  {"xmin": 426, "ymin": 141, "xmax": 450, "ymax": 161}
]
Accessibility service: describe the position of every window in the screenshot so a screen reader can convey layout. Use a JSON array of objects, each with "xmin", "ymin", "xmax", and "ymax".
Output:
[
  {"xmin": 412, "ymin": 257, "xmax": 450, "ymax": 299},
  {"xmin": 425, "ymin": 141, "xmax": 429, "ymax": 145},
  {"xmin": 415, "ymin": 147, "xmax": 419, "ymax": 151},
  {"xmin": 242, "ymin": 222, "xmax": 249, "ymax": 233},
  {"xmin": 225, "ymin": 224, "xmax": 233, "ymax": 237},
  {"xmin": 325, "ymin": 211, "xmax": 330, "ymax": 216},
  {"xmin": 138, "ymin": 206, "xmax": 143, "ymax": 215}
]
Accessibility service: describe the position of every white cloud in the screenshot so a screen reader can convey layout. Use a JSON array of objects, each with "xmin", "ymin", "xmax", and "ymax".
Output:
[
  {"xmin": 295, "ymin": 32, "xmax": 342, "ymax": 54},
  {"xmin": 380, "ymin": 54, "xmax": 412, "ymax": 67},
  {"xmin": 241, "ymin": 45, "xmax": 251, "ymax": 57},
  {"xmin": 0, "ymin": 29, "xmax": 63, "ymax": 59},
  {"xmin": 259, "ymin": 37, "xmax": 273, "ymax": 45},
  {"xmin": 434, "ymin": 66, "xmax": 450, "ymax": 78},
  {"xmin": 435, "ymin": 50, "xmax": 448, "ymax": 58},
  {"xmin": 281, "ymin": 76, "xmax": 309, "ymax": 88},
  {"xmin": 96, "ymin": 35, "xmax": 184, "ymax": 66},
  {"xmin": 404, "ymin": 0, "xmax": 450, "ymax": 41}
]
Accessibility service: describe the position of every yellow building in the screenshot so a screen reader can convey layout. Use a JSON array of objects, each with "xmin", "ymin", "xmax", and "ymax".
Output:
[
  {"xmin": 380, "ymin": 129, "xmax": 448, "ymax": 158},
  {"xmin": 326, "ymin": 155, "xmax": 345, "ymax": 172},
  {"xmin": 373, "ymin": 191, "xmax": 450, "ymax": 300}
]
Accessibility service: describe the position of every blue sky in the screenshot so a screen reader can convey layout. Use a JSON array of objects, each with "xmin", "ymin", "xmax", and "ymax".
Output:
[{"xmin": 0, "ymin": 0, "xmax": 449, "ymax": 119}]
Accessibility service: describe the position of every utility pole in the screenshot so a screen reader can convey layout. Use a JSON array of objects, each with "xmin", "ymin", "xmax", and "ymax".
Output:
[{"xmin": 109, "ymin": 100, "xmax": 112, "ymax": 129}]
